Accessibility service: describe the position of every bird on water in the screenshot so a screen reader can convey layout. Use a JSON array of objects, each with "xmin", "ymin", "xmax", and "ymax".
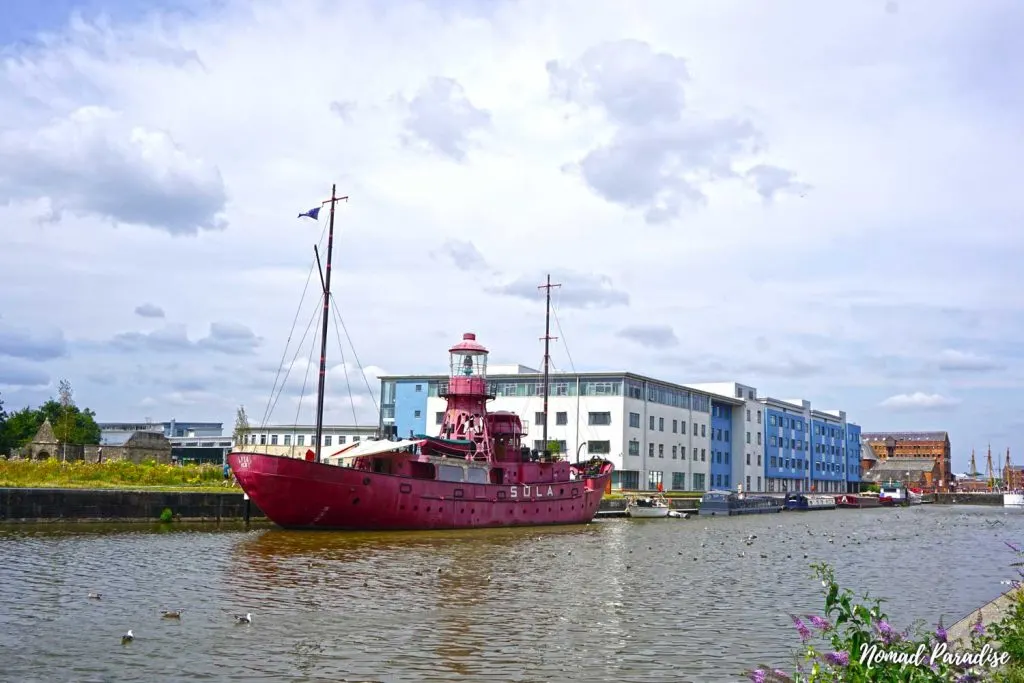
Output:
[
  {"xmin": 88, "ymin": 593, "xmax": 102, "ymax": 600},
  {"xmin": 121, "ymin": 630, "xmax": 134, "ymax": 644},
  {"xmin": 161, "ymin": 610, "xmax": 183, "ymax": 619},
  {"xmin": 234, "ymin": 613, "xmax": 252, "ymax": 624}
]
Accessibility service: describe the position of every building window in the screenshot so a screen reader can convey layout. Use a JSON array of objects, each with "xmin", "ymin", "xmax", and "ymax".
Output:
[
  {"xmin": 628, "ymin": 440, "xmax": 640, "ymax": 456},
  {"xmin": 556, "ymin": 412, "xmax": 567, "ymax": 425},
  {"xmin": 414, "ymin": 410, "xmax": 421, "ymax": 418},
  {"xmin": 353, "ymin": 436, "xmax": 360, "ymax": 442},
  {"xmin": 259, "ymin": 434, "xmax": 267, "ymax": 445},
  {"xmin": 746, "ymin": 409, "xmax": 751, "ymax": 421},
  {"xmin": 701, "ymin": 448, "xmax": 706, "ymax": 461},
  {"xmin": 271, "ymin": 434, "xmax": 278, "ymax": 445},
  {"xmin": 588, "ymin": 412, "xmax": 612, "ymax": 426},
  {"xmin": 297, "ymin": 435, "xmax": 305, "ymax": 446},
  {"xmin": 649, "ymin": 415, "xmax": 655, "ymax": 430},
  {"xmin": 693, "ymin": 473, "xmax": 706, "ymax": 491},
  {"xmin": 535, "ymin": 412, "xmax": 546, "ymax": 426},
  {"xmin": 746, "ymin": 431, "xmax": 751, "ymax": 444},
  {"xmin": 338, "ymin": 436, "xmax": 346, "ymax": 444},
  {"xmin": 648, "ymin": 443, "xmax": 655, "ymax": 457},
  {"xmin": 672, "ymin": 419, "xmax": 677, "ymax": 433},
  {"xmin": 658, "ymin": 417, "xmax": 665, "ymax": 432},
  {"xmin": 658, "ymin": 444, "xmax": 664, "ymax": 458},
  {"xmin": 746, "ymin": 453, "xmax": 750, "ymax": 465},
  {"xmin": 724, "ymin": 430, "xmax": 730, "ymax": 442},
  {"xmin": 284, "ymin": 435, "xmax": 291, "ymax": 446},
  {"xmin": 587, "ymin": 440, "xmax": 611, "ymax": 454},
  {"xmin": 701, "ymin": 424, "xmax": 706, "ymax": 437},
  {"xmin": 613, "ymin": 470, "xmax": 640, "ymax": 490},
  {"xmin": 672, "ymin": 445, "xmax": 678, "ymax": 459},
  {"xmin": 325, "ymin": 435, "xmax": 332, "ymax": 446},
  {"xmin": 435, "ymin": 412, "xmax": 444, "ymax": 425},
  {"xmin": 692, "ymin": 447, "xmax": 697, "ymax": 461},
  {"xmin": 629, "ymin": 412, "xmax": 640, "ymax": 428},
  {"xmin": 769, "ymin": 415, "xmax": 776, "ymax": 426},
  {"xmin": 757, "ymin": 476, "xmax": 762, "ymax": 491},
  {"xmin": 681, "ymin": 421, "xmax": 687, "ymax": 435},
  {"xmin": 672, "ymin": 472, "xmax": 686, "ymax": 490},
  {"xmin": 415, "ymin": 384, "xmax": 422, "ymax": 392},
  {"xmin": 647, "ymin": 471, "xmax": 663, "ymax": 490},
  {"xmin": 757, "ymin": 433, "xmax": 762, "ymax": 445},
  {"xmin": 757, "ymin": 410, "xmax": 762, "ymax": 424},
  {"xmin": 746, "ymin": 475, "xmax": 751, "ymax": 490}
]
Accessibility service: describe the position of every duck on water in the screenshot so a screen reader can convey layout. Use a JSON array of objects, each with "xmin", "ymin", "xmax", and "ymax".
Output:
[{"xmin": 228, "ymin": 186, "xmax": 614, "ymax": 531}]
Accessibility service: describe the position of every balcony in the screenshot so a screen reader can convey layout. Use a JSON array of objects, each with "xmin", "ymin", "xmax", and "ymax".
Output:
[{"xmin": 437, "ymin": 381, "xmax": 497, "ymax": 400}]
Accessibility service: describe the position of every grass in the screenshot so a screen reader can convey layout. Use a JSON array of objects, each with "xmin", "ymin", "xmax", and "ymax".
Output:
[{"xmin": 0, "ymin": 459, "xmax": 239, "ymax": 493}]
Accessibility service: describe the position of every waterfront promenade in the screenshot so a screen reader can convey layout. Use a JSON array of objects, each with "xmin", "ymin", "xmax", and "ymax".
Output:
[{"xmin": 1, "ymin": 505, "xmax": 1021, "ymax": 682}]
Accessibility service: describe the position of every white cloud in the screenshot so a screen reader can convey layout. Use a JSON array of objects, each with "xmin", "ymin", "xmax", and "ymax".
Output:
[
  {"xmin": 878, "ymin": 392, "xmax": 961, "ymax": 411},
  {"xmin": 0, "ymin": 0, "xmax": 1022, "ymax": 471}
]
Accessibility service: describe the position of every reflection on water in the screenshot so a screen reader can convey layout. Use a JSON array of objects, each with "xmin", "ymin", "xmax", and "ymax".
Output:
[{"xmin": 1, "ymin": 507, "xmax": 1022, "ymax": 682}]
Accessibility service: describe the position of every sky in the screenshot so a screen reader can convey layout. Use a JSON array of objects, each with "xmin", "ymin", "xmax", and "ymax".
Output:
[{"xmin": 1, "ymin": 0, "xmax": 1022, "ymax": 473}]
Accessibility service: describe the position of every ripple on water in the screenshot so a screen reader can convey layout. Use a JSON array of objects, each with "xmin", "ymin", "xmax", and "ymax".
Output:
[{"xmin": 0, "ymin": 507, "xmax": 1021, "ymax": 682}]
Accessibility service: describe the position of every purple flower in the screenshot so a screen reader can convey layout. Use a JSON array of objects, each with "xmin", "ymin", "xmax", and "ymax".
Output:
[
  {"xmin": 824, "ymin": 651, "xmax": 850, "ymax": 666},
  {"xmin": 973, "ymin": 621, "xmax": 985, "ymax": 636},
  {"xmin": 748, "ymin": 669, "xmax": 767, "ymax": 683},
  {"xmin": 773, "ymin": 670, "xmax": 787, "ymax": 678},
  {"xmin": 936, "ymin": 618, "xmax": 947, "ymax": 643},
  {"xmin": 874, "ymin": 619, "xmax": 898, "ymax": 643},
  {"xmin": 956, "ymin": 673, "xmax": 980, "ymax": 683},
  {"xmin": 791, "ymin": 615, "xmax": 812, "ymax": 642},
  {"xmin": 808, "ymin": 614, "xmax": 832, "ymax": 631}
]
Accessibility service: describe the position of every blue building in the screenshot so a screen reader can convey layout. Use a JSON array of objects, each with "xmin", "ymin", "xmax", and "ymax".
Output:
[
  {"xmin": 762, "ymin": 398, "xmax": 809, "ymax": 493},
  {"xmin": 845, "ymin": 422, "xmax": 862, "ymax": 492},
  {"xmin": 709, "ymin": 399, "xmax": 733, "ymax": 490},
  {"xmin": 809, "ymin": 411, "xmax": 848, "ymax": 494}
]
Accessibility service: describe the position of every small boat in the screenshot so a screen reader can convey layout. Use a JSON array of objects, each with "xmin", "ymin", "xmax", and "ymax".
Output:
[
  {"xmin": 835, "ymin": 493, "xmax": 881, "ymax": 508},
  {"xmin": 879, "ymin": 483, "xmax": 922, "ymax": 506},
  {"xmin": 699, "ymin": 490, "xmax": 784, "ymax": 516},
  {"xmin": 625, "ymin": 494, "xmax": 671, "ymax": 518},
  {"xmin": 1005, "ymin": 492, "xmax": 1024, "ymax": 507},
  {"xmin": 784, "ymin": 493, "xmax": 837, "ymax": 511}
]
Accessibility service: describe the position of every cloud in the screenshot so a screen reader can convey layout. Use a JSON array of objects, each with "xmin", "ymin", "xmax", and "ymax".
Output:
[
  {"xmin": 0, "ymin": 320, "xmax": 67, "ymax": 361},
  {"xmin": 0, "ymin": 1, "xmax": 1022, "ymax": 472},
  {"xmin": 0, "ymin": 359, "xmax": 50, "ymax": 389},
  {"xmin": 134, "ymin": 303, "xmax": 166, "ymax": 319},
  {"xmin": 329, "ymin": 100, "xmax": 356, "ymax": 123},
  {"xmin": 433, "ymin": 239, "xmax": 489, "ymax": 271},
  {"xmin": 879, "ymin": 392, "xmax": 961, "ymax": 411},
  {"xmin": 934, "ymin": 349, "xmax": 1003, "ymax": 372},
  {"xmin": 108, "ymin": 323, "xmax": 261, "ymax": 355},
  {"xmin": 487, "ymin": 270, "xmax": 629, "ymax": 309},
  {"xmin": 546, "ymin": 39, "xmax": 802, "ymax": 222},
  {"xmin": 0, "ymin": 106, "xmax": 227, "ymax": 235},
  {"xmin": 400, "ymin": 77, "xmax": 490, "ymax": 161},
  {"xmin": 617, "ymin": 324, "xmax": 678, "ymax": 349}
]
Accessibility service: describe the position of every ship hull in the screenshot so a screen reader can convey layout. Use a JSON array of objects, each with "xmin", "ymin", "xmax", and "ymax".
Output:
[{"xmin": 228, "ymin": 451, "xmax": 611, "ymax": 530}]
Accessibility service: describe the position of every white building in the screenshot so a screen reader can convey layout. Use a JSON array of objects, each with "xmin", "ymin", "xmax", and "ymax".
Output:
[
  {"xmin": 238, "ymin": 424, "xmax": 379, "ymax": 458},
  {"xmin": 380, "ymin": 364, "xmax": 720, "ymax": 492}
]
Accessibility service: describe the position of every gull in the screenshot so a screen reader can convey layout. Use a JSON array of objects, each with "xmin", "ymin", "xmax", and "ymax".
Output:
[
  {"xmin": 161, "ymin": 610, "xmax": 183, "ymax": 619},
  {"xmin": 234, "ymin": 613, "xmax": 252, "ymax": 624},
  {"xmin": 121, "ymin": 630, "xmax": 134, "ymax": 644},
  {"xmin": 88, "ymin": 593, "xmax": 102, "ymax": 600}
]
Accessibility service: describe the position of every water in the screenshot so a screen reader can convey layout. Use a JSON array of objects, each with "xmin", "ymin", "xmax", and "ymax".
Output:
[{"xmin": 0, "ymin": 505, "xmax": 1020, "ymax": 683}]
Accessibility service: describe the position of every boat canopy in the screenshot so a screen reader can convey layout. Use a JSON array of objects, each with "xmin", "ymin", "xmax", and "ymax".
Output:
[{"xmin": 325, "ymin": 438, "xmax": 425, "ymax": 463}]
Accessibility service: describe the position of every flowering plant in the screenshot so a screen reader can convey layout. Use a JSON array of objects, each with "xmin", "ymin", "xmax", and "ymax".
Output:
[{"xmin": 744, "ymin": 561, "xmax": 1017, "ymax": 682}]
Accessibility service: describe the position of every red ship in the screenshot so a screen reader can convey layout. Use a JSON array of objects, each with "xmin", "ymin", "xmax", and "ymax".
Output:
[{"xmin": 227, "ymin": 185, "xmax": 614, "ymax": 531}]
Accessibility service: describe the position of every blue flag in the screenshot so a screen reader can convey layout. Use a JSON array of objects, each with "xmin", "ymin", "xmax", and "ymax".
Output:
[{"xmin": 298, "ymin": 207, "xmax": 320, "ymax": 220}]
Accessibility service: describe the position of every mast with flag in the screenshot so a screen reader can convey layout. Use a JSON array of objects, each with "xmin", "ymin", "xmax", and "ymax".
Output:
[{"xmin": 298, "ymin": 185, "xmax": 348, "ymax": 463}]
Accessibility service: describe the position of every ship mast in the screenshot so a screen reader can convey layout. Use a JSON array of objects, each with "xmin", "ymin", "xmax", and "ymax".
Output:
[
  {"xmin": 538, "ymin": 275, "xmax": 560, "ymax": 458},
  {"xmin": 313, "ymin": 185, "xmax": 348, "ymax": 463}
]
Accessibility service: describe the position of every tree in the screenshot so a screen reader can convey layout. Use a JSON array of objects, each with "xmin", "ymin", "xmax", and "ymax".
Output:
[
  {"xmin": 233, "ymin": 405, "xmax": 251, "ymax": 446},
  {"xmin": 57, "ymin": 379, "xmax": 74, "ymax": 461},
  {"xmin": 0, "ymin": 392, "xmax": 9, "ymax": 456}
]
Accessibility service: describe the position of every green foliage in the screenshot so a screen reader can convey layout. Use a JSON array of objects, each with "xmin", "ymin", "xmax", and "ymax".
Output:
[
  {"xmin": 744, "ymin": 555, "xmax": 1024, "ymax": 682},
  {"xmin": 862, "ymin": 483, "xmax": 881, "ymax": 493},
  {"xmin": 0, "ymin": 392, "xmax": 8, "ymax": 455},
  {"xmin": 233, "ymin": 405, "xmax": 251, "ymax": 445},
  {"xmin": 0, "ymin": 459, "xmax": 235, "ymax": 490},
  {"xmin": 546, "ymin": 440, "xmax": 562, "ymax": 454},
  {"xmin": 159, "ymin": 507, "xmax": 173, "ymax": 523},
  {"xmin": 0, "ymin": 392, "xmax": 101, "ymax": 452}
]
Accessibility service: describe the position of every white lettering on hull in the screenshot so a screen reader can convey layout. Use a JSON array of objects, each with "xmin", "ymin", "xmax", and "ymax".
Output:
[{"xmin": 508, "ymin": 485, "xmax": 556, "ymax": 499}]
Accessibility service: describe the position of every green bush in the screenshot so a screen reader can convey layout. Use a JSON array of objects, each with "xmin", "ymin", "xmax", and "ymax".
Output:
[
  {"xmin": 159, "ymin": 507, "xmax": 173, "ymax": 523},
  {"xmin": 0, "ymin": 459, "xmax": 232, "ymax": 489}
]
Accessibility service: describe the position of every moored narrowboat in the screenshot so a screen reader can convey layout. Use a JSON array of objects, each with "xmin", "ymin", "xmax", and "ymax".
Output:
[
  {"xmin": 835, "ymin": 493, "xmax": 881, "ymax": 508},
  {"xmin": 784, "ymin": 493, "xmax": 837, "ymax": 511},
  {"xmin": 699, "ymin": 490, "xmax": 784, "ymax": 516}
]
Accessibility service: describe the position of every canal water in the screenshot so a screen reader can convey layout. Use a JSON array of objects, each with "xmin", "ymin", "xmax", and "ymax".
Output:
[{"xmin": 1, "ymin": 505, "xmax": 1021, "ymax": 682}]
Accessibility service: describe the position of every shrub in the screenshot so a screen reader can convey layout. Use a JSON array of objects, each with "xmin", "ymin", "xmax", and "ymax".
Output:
[
  {"xmin": 159, "ymin": 507, "xmax": 173, "ymax": 523},
  {"xmin": 0, "ymin": 459, "xmax": 231, "ymax": 489},
  {"xmin": 744, "ymin": 550, "xmax": 1024, "ymax": 682}
]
